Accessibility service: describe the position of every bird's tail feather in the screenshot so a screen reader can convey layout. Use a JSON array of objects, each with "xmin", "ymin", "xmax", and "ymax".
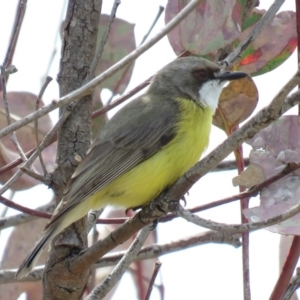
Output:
[
  {"xmin": 16, "ymin": 199, "xmax": 92, "ymax": 280},
  {"xmin": 15, "ymin": 222, "xmax": 60, "ymax": 280}
]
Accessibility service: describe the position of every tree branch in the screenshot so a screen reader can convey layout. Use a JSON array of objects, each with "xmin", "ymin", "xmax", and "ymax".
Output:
[
  {"xmin": 224, "ymin": 0, "xmax": 285, "ymax": 68},
  {"xmin": 85, "ymin": 226, "xmax": 151, "ymax": 300},
  {"xmin": 0, "ymin": 230, "xmax": 240, "ymax": 284}
]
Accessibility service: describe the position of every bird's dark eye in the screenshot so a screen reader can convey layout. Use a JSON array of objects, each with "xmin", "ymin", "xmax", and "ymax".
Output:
[{"xmin": 193, "ymin": 69, "xmax": 208, "ymax": 81}]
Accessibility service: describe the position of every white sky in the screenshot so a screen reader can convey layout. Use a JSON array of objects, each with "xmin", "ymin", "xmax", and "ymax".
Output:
[{"xmin": 0, "ymin": 1, "xmax": 298, "ymax": 299}]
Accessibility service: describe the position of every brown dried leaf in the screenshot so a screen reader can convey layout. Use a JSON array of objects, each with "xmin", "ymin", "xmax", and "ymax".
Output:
[
  {"xmin": 95, "ymin": 15, "xmax": 136, "ymax": 95},
  {"xmin": 232, "ymin": 164, "xmax": 265, "ymax": 188},
  {"xmin": 0, "ymin": 92, "xmax": 56, "ymax": 191},
  {"xmin": 213, "ymin": 76, "xmax": 258, "ymax": 132}
]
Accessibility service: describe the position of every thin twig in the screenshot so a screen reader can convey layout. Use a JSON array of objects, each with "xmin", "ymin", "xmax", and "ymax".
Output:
[
  {"xmin": 174, "ymin": 198, "xmax": 300, "ymax": 233},
  {"xmin": 93, "ymin": 76, "xmax": 151, "ymax": 117},
  {"xmin": 231, "ymin": 133, "xmax": 250, "ymax": 300},
  {"xmin": 41, "ymin": 0, "xmax": 67, "ymax": 84},
  {"xmin": 85, "ymin": 226, "xmax": 151, "ymax": 300},
  {"xmin": 211, "ymin": 158, "xmax": 249, "ymax": 172},
  {"xmin": 0, "ymin": 112, "xmax": 68, "ymax": 195},
  {"xmin": 89, "ymin": 225, "xmax": 100, "ymax": 290},
  {"xmin": 194, "ymin": 163, "xmax": 300, "ymax": 212},
  {"xmin": 224, "ymin": 0, "xmax": 285, "ymax": 68},
  {"xmin": 140, "ymin": 6, "xmax": 164, "ymax": 45},
  {"xmin": 20, "ymin": 167, "xmax": 48, "ymax": 183},
  {"xmin": 270, "ymin": 237, "xmax": 300, "ymax": 300},
  {"xmin": 0, "ymin": 148, "xmax": 35, "ymax": 174},
  {"xmin": 145, "ymin": 261, "xmax": 162, "ymax": 300},
  {"xmin": 106, "ymin": 5, "xmax": 164, "ymax": 104},
  {"xmin": 0, "ymin": 195, "xmax": 52, "ymax": 219},
  {"xmin": 241, "ymin": 0, "xmax": 259, "ymax": 26},
  {"xmin": 0, "ymin": 202, "xmax": 54, "ymax": 230},
  {"xmin": 3, "ymin": 0, "xmax": 27, "ymax": 68},
  {"xmin": 280, "ymin": 267, "xmax": 300, "ymax": 300},
  {"xmin": 95, "ymin": 231, "xmax": 241, "ymax": 266},
  {"xmin": 34, "ymin": 76, "xmax": 52, "ymax": 175},
  {"xmin": 89, "ymin": 0, "xmax": 120, "ymax": 78},
  {"xmin": 0, "ymin": 190, "xmax": 14, "ymax": 218},
  {"xmin": 0, "ymin": 0, "xmax": 202, "ymax": 139},
  {"xmin": 0, "ymin": 66, "xmax": 27, "ymax": 162},
  {"xmin": 0, "ymin": 266, "xmax": 43, "ymax": 284},
  {"xmin": 159, "ymin": 162, "xmax": 300, "ymax": 225}
]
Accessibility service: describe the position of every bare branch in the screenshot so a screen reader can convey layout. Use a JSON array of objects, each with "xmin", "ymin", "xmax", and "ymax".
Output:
[
  {"xmin": 211, "ymin": 158, "xmax": 249, "ymax": 172},
  {"xmin": 0, "ymin": 202, "xmax": 54, "ymax": 230},
  {"xmin": 106, "ymin": 5, "xmax": 164, "ymax": 105},
  {"xmin": 0, "ymin": 112, "xmax": 67, "ymax": 195},
  {"xmin": 34, "ymin": 76, "xmax": 52, "ymax": 175},
  {"xmin": 0, "ymin": 66, "xmax": 27, "ymax": 162},
  {"xmin": 0, "ymin": 266, "xmax": 43, "ymax": 284},
  {"xmin": 281, "ymin": 267, "xmax": 300, "ymax": 300},
  {"xmin": 85, "ymin": 226, "xmax": 151, "ymax": 300},
  {"xmin": 93, "ymin": 76, "xmax": 151, "ymax": 118},
  {"xmin": 224, "ymin": 0, "xmax": 285, "ymax": 68},
  {"xmin": 140, "ymin": 5, "xmax": 164, "ymax": 45},
  {"xmin": 0, "ymin": 230, "xmax": 240, "ymax": 284},
  {"xmin": 161, "ymin": 162, "xmax": 300, "ymax": 224},
  {"xmin": 0, "ymin": 147, "xmax": 35, "ymax": 174},
  {"xmin": 0, "ymin": 195, "xmax": 52, "ymax": 219},
  {"xmin": 20, "ymin": 167, "xmax": 48, "ymax": 184},
  {"xmin": 89, "ymin": 0, "xmax": 120, "ymax": 77},
  {"xmin": 174, "ymin": 200, "xmax": 300, "ymax": 233},
  {"xmin": 3, "ymin": 0, "xmax": 27, "ymax": 68},
  {"xmin": 145, "ymin": 261, "xmax": 162, "ymax": 300}
]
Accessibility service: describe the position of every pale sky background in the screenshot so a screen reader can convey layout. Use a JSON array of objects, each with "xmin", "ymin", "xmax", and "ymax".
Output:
[{"xmin": 0, "ymin": 1, "xmax": 298, "ymax": 299}]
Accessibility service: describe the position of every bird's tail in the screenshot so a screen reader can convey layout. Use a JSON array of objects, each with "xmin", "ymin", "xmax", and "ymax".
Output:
[
  {"xmin": 15, "ymin": 221, "xmax": 61, "ymax": 280},
  {"xmin": 16, "ymin": 198, "xmax": 93, "ymax": 280}
]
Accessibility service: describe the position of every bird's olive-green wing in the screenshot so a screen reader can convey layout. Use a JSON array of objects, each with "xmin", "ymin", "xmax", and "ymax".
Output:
[{"xmin": 48, "ymin": 95, "xmax": 179, "ymax": 225}]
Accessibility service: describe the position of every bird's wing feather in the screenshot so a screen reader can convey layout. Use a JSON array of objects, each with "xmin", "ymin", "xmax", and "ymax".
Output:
[{"xmin": 46, "ymin": 96, "xmax": 179, "ymax": 227}]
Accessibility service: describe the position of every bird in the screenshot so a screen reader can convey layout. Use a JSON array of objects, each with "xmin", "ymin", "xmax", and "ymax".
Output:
[{"xmin": 16, "ymin": 56, "xmax": 247, "ymax": 279}]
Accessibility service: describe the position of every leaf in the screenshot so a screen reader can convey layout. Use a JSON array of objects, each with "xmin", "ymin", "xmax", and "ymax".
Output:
[
  {"xmin": 213, "ymin": 76, "xmax": 258, "ymax": 132},
  {"xmin": 236, "ymin": 9, "xmax": 297, "ymax": 76},
  {"xmin": 95, "ymin": 15, "xmax": 136, "ymax": 95},
  {"xmin": 165, "ymin": 0, "xmax": 244, "ymax": 56},
  {"xmin": 243, "ymin": 116, "xmax": 300, "ymax": 235},
  {"xmin": 232, "ymin": 164, "xmax": 265, "ymax": 188},
  {"xmin": 92, "ymin": 15, "xmax": 136, "ymax": 138},
  {"xmin": 0, "ymin": 92, "xmax": 56, "ymax": 191}
]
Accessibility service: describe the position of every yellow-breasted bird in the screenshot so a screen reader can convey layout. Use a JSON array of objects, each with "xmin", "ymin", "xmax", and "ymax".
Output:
[{"xmin": 16, "ymin": 57, "xmax": 247, "ymax": 279}]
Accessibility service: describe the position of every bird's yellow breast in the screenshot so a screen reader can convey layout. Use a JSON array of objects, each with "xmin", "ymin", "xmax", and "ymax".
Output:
[{"xmin": 90, "ymin": 98, "xmax": 213, "ymax": 209}]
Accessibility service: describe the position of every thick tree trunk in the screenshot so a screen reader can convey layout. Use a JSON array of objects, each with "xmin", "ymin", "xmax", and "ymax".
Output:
[{"xmin": 43, "ymin": 0, "xmax": 101, "ymax": 298}]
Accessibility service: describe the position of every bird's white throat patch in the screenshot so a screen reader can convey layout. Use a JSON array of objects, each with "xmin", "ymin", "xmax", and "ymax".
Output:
[{"xmin": 198, "ymin": 80, "xmax": 227, "ymax": 113}]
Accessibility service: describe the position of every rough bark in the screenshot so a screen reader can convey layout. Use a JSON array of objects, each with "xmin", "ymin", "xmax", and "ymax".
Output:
[{"xmin": 43, "ymin": 0, "xmax": 101, "ymax": 299}]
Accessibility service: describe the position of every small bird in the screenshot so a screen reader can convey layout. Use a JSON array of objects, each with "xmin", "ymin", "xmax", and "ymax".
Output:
[{"xmin": 16, "ymin": 57, "xmax": 247, "ymax": 279}]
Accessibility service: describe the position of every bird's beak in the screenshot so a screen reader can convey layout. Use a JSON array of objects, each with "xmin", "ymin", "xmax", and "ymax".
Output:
[{"xmin": 214, "ymin": 71, "xmax": 248, "ymax": 82}]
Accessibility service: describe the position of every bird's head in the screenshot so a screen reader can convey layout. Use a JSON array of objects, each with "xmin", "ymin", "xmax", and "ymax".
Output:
[{"xmin": 149, "ymin": 57, "xmax": 247, "ymax": 113}]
